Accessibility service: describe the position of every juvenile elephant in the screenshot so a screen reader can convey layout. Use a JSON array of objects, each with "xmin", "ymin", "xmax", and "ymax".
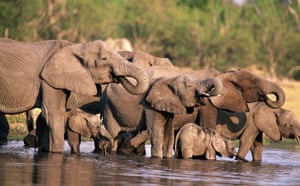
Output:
[
  {"xmin": 66, "ymin": 109, "xmax": 113, "ymax": 154},
  {"xmin": 0, "ymin": 38, "xmax": 150, "ymax": 152},
  {"xmin": 216, "ymin": 102, "xmax": 300, "ymax": 161},
  {"xmin": 174, "ymin": 123, "xmax": 237, "ymax": 160}
]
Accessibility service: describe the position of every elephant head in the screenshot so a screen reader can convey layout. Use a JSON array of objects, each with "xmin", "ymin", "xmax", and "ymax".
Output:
[
  {"xmin": 252, "ymin": 103, "xmax": 300, "ymax": 143},
  {"xmin": 145, "ymin": 74, "xmax": 198, "ymax": 114},
  {"xmin": 198, "ymin": 69, "xmax": 286, "ymax": 112},
  {"xmin": 68, "ymin": 109, "xmax": 113, "ymax": 143},
  {"xmin": 118, "ymin": 50, "xmax": 173, "ymax": 68},
  {"xmin": 210, "ymin": 130, "xmax": 237, "ymax": 159},
  {"xmin": 41, "ymin": 40, "xmax": 149, "ymax": 96}
]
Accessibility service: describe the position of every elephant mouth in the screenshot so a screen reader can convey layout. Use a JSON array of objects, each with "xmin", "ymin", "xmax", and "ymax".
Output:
[{"xmin": 296, "ymin": 136, "xmax": 300, "ymax": 144}]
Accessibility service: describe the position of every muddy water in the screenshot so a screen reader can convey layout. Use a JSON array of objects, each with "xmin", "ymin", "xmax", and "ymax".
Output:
[{"xmin": 0, "ymin": 141, "xmax": 299, "ymax": 186}]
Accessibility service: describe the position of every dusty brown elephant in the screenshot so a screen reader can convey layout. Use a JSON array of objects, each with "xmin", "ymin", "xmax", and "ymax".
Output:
[
  {"xmin": 145, "ymin": 69, "xmax": 286, "ymax": 158},
  {"xmin": 174, "ymin": 123, "xmax": 237, "ymax": 160},
  {"xmin": 216, "ymin": 102, "xmax": 300, "ymax": 161},
  {"xmin": 66, "ymin": 109, "xmax": 113, "ymax": 154},
  {"xmin": 0, "ymin": 38, "xmax": 149, "ymax": 152},
  {"xmin": 24, "ymin": 50, "xmax": 171, "ymax": 151},
  {"xmin": 101, "ymin": 67, "xmax": 286, "ymax": 158},
  {"xmin": 197, "ymin": 69, "xmax": 286, "ymax": 130}
]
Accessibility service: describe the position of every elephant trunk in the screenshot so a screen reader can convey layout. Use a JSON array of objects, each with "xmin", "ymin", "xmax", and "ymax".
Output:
[
  {"xmin": 261, "ymin": 80, "xmax": 285, "ymax": 108},
  {"xmin": 113, "ymin": 59, "xmax": 149, "ymax": 95},
  {"xmin": 196, "ymin": 77, "xmax": 223, "ymax": 97}
]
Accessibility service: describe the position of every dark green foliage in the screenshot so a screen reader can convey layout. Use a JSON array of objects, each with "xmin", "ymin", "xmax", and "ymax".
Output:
[{"xmin": 0, "ymin": 0, "xmax": 299, "ymax": 78}]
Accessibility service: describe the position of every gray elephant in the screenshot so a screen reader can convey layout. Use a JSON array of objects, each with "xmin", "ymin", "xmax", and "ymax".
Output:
[
  {"xmin": 118, "ymin": 50, "xmax": 173, "ymax": 68},
  {"xmin": 101, "ymin": 69, "xmax": 222, "ymax": 156},
  {"xmin": 174, "ymin": 123, "xmax": 237, "ymax": 160},
  {"xmin": 216, "ymin": 102, "xmax": 300, "ymax": 161},
  {"xmin": 66, "ymin": 109, "xmax": 113, "ymax": 154},
  {"xmin": 25, "ymin": 50, "xmax": 170, "ymax": 151},
  {"xmin": 0, "ymin": 38, "xmax": 149, "ymax": 152}
]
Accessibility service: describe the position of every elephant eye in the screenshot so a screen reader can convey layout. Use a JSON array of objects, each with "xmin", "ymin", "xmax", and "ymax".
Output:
[{"xmin": 101, "ymin": 57, "xmax": 107, "ymax": 61}]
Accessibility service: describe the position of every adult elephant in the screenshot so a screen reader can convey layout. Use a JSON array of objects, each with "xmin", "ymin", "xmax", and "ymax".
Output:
[
  {"xmin": 198, "ymin": 69, "xmax": 286, "ymax": 129},
  {"xmin": 0, "ymin": 39, "xmax": 149, "ymax": 152},
  {"xmin": 216, "ymin": 102, "xmax": 300, "ymax": 161},
  {"xmin": 145, "ymin": 69, "xmax": 286, "ymax": 158},
  {"xmin": 100, "ymin": 68, "xmax": 221, "ymax": 155}
]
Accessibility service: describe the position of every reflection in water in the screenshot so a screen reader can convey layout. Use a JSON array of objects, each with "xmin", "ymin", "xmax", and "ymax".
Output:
[{"xmin": 0, "ymin": 141, "xmax": 299, "ymax": 186}]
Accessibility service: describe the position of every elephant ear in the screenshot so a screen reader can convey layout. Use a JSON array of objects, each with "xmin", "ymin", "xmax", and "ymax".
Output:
[
  {"xmin": 145, "ymin": 78, "xmax": 186, "ymax": 114},
  {"xmin": 41, "ymin": 45, "xmax": 97, "ymax": 96},
  {"xmin": 211, "ymin": 131, "xmax": 227, "ymax": 155},
  {"xmin": 209, "ymin": 72, "xmax": 249, "ymax": 112},
  {"xmin": 253, "ymin": 104, "xmax": 281, "ymax": 140},
  {"xmin": 68, "ymin": 115, "xmax": 92, "ymax": 138}
]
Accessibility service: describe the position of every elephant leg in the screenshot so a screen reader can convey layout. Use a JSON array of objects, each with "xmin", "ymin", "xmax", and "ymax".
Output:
[
  {"xmin": 250, "ymin": 132, "xmax": 263, "ymax": 161},
  {"xmin": 146, "ymin": 110, "xmax": 165, "ymax": 158},
  {"xmin": 36, "ymin": 114, "xmax": 50, "ymax": 152},
  {"xmin": 238, "ymin": 127, "xmax": 259, "ymax": 161},
  {"xmin": 41, "ymin": 82, "xmax": 67, "ymax": 152},
  {"xmin": 67, "ymin": 129, "xmax": 81, "ymax": 154},
  {"xmin": 163, "ymin": 117, "xmax": 174, "ymax": 158},
  {"xmin": 0, "ymin": 113, "xmax": 9, "ymax": 145},
  {"xmin": 103, "ymin": 107, "xmax": 121, "ymax": 152}
]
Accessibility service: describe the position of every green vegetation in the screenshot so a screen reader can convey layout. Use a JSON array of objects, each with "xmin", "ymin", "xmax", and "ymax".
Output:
[{"xmin": 1, "ymin": 0, "xmax": 300, "ymax": 78}]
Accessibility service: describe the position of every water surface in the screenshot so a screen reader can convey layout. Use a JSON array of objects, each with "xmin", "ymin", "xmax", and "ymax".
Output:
[{"xmin": 0, "ymin": 141, "xmax": 299, "ymax": 186}]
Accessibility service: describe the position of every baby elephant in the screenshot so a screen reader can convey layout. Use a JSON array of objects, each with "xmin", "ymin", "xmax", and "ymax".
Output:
[
  {"xmin": 175, "ymin": 123, "xmax": 237, "ymax": 160},
  {"xmin": 67, "ymin": 109, "xmax": 113, "ymax": 154}
]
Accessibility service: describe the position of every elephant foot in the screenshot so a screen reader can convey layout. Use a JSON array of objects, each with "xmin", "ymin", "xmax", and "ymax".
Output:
[
  {"xmin": 235, "ymin": 156, "xmax": 249, "ymax": 162},
  {"xmin": 23, "ymin": 134, "xmax": 38, "ymax": 148},
  {"xmin": 51, "ymin": 141, "xmax": 65, "ymax": 153}
]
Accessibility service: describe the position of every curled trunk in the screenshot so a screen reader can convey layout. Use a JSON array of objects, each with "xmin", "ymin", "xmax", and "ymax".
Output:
[
  {"xmin": 113, "ymin": 59, "xmax": 149, "ymax": 95},
  {"xmin": 261, "ymin": 80, "xmax": 285, "ymax": 108},
  {"xmin": 196, "ymin": 78, "xmax": 223, "ymax": 97}
]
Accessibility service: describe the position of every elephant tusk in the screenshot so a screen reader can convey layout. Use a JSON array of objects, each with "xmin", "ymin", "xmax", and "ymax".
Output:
[{"xmin": 200, "ymin": 92, "xmax": 212, "ymax": 97}]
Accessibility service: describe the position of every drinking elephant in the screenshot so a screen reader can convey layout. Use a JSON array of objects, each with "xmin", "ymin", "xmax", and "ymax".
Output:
[
  {"xmin": 216, "ymin": 102, "xmax": 300, "ymax": 161},
  {"xmin": 0, "ymin": 38, "xmax": 149, "ymax": 152},
  {"xmin": 66, "ymin": 109, "xmax": 113, "ymax": 154},
  {"xmin": 174, "ymin": 123, "xmax": 237, "ymax": 160}
]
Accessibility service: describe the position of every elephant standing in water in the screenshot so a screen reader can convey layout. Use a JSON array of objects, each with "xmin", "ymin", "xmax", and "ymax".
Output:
[
  {"xmin": 0, "ymin": 38, "xmax": 149, "ymax": 152},
  {"xmin": 174, "ymin": 123, "xmax": 237, "ymax": 160},
  {"xmin": 216, "ymin": 102, "xmax": 300, "ymax": 161},
  {"xmin": 66, "ymin": 108, "xmax": 113, "ymax": 154},
  {"xmin": 108, "ymin": 68, "xmax": 286, "ymax": 158}
]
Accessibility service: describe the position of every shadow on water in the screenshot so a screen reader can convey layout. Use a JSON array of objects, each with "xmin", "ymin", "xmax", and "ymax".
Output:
[{"xmin": 0, "ymin": 141, "xmax": 300, "ymax": 186}]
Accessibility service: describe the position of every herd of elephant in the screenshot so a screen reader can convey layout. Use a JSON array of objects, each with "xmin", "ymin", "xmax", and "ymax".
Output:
[{"xmin": 1, "ymin": 38, "xmax": 300, "ymax": 162}]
